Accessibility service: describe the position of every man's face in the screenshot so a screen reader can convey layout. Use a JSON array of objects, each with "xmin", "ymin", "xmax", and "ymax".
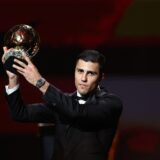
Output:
[{"xmin": 75, "ymin": 59, "xmax": 101, "ymax": 96}]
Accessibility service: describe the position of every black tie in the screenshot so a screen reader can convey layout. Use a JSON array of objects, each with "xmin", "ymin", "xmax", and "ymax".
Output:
[{"xmin": 76, "ymin": 96, "xmax": 88, "ymax": 101}]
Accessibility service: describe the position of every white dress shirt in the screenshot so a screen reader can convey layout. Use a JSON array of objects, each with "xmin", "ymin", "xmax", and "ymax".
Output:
[
  {"xmin": 5, "ymin": 84, "xmax": 19, "ymax": 95},
  {"xmin": 77, "ymin": 91, "xmax": 86, "ymax": 104}
]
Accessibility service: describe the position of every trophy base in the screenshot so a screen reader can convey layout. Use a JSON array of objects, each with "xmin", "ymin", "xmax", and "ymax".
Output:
[{"xmin": 4, "ymin": 56, "xmax": 27, "ymax": 74}]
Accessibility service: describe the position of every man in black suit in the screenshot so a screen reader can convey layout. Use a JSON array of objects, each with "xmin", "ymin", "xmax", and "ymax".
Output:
[{"xmin": 2, "ymin": 48, "xmax": 123, "ymax": 160}]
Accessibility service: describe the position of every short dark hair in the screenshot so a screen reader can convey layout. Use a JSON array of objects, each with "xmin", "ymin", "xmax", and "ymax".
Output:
[{"xmin": 76, "ymin": 49, "xmax": 106, "ymax": 74}]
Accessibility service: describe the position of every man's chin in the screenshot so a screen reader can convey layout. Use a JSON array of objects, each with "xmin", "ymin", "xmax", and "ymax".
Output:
[{"xmin": 78, "ymin": 90, "xmax": 88, "ymax": 96}]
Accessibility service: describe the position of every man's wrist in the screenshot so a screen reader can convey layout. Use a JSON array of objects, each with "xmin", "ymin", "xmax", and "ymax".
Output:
[
  {"xmin": 8, "ymin": 76, "xmax": 19, "ymax": 89},
  {"xmin": 35, "ymin": 77, "xmax": 46, "ymax": 88},
  {"xmin": 39, "ymin": 81, "xmax": 49, "ymax": 94}
]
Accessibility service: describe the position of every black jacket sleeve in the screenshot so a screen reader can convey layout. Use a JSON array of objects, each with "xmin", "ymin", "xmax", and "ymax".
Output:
[{"xmin": 5, "ymin": 88, "xmax": 55, "ymax": 123}]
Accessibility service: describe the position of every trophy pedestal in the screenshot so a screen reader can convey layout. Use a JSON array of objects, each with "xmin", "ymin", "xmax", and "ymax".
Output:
[
  {"xmin": 4, "ymin": 56, "xmax": 28, "ymax": 74},
  {"xmin": 4, "ymin": 56, "xmax": 17, "ymax": 74}
]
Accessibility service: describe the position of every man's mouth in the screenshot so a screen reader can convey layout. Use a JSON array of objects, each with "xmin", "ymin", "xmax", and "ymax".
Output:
[{"xmin": 79, "ymin": 84, "xmax": 87, "ymax": 88}]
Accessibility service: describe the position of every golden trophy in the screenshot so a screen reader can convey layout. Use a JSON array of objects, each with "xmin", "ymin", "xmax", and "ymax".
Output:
[{"xmin": 3, "ymin": 24, "xmax": 40, "ymax": 74}]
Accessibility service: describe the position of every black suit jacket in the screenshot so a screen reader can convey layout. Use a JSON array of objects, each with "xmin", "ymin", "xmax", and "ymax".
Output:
[{"xmin": 6, "ymin": 84, "xmax": 123, "ymax": 160}]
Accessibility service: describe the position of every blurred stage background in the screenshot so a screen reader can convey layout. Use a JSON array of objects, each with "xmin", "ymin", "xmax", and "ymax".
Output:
[{"xmin": 0, "ymin": 0, "xmax": 160, "ymax": 159}]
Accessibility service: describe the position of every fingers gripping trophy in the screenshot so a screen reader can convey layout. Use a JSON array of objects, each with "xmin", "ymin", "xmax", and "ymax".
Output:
[{"xmin": 3, "ymin": 24, "xmax": 40, "ymax": 74}]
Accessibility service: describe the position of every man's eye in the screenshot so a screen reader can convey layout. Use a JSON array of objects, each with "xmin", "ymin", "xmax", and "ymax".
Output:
[
  {"xmin": 77, "ymin": 69, "xmax": 83, "ymax": 73},
  {"xmin": 88, "ymin": 72, "xmax": 96, "ymax": 76}
]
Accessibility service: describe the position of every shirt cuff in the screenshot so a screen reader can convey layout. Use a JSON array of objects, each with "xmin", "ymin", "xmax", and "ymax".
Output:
[{"xmin": 5, "ymin": 84, "xmax": 20, "ymax": 95}]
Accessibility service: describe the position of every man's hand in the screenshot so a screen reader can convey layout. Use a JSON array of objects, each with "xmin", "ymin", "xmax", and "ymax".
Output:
[
  {"xmin": 2, "ymin": 47, "xmax": 19, "ymax": 88},
  {"xmin": 12, "ymin": 55, "xmax": 49, "ymax": 93},
  {"xmin": 12, "ymin": 55, "xmax": 42, "ymax": 86},
  {"xmin": 2, "ymin": 47, "xmax": 17, "ymax": 78}
]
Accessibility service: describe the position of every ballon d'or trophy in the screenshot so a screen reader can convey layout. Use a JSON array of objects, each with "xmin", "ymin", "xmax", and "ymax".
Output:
[{"xmin": 3, "ymin": 24, "xmax": 40, "ymax": 74}]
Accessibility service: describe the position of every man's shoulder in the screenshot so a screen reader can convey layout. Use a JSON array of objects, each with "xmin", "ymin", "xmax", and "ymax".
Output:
[
  {"xmin": 98, "ymin": 86, "xmax": 120, "ymax": 97},
  {"xmin": 98, "ymin": 86, "xmax": 123, "ymax": 107}
]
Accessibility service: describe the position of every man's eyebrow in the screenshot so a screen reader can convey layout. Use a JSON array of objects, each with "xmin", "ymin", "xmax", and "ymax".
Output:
[
  {"xmin": 76, "ymin": 67, "xmax": 84, "ymax": 70},
  {"xmin": 76, "ymin": 67, "xmax": 97, "ymax": 74},
  {"xmin": 87, "ymin": 70, "xmax": 98, "ymax": 74}
]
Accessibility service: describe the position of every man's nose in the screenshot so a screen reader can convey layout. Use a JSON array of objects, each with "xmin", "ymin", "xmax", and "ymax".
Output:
[{"xmin": 81, "ymin": 73, "xmax": 87, "ymax": 82}]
